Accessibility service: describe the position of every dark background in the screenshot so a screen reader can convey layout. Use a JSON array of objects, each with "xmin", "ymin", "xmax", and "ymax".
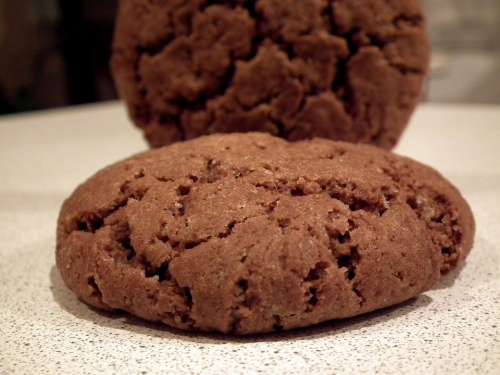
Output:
[
  {"xmin": 0, "ymin": 0, "xmax": 118, "ymax": 115},
  {"xmin": 0, "ymin": 0, "xmax": 499, "ymax": 116}
]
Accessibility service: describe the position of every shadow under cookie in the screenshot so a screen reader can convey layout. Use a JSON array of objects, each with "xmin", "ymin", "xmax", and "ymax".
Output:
[
  {"xmin": 431, "ymin": 261, "xmax": 465, "ymax": 291},
  {"xmin": 50, "ymin": 265, "xmax": 432, "ymax": 344}
]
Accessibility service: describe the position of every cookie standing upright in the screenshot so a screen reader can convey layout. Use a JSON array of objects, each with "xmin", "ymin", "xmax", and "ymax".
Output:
[
  {"xmin": 57, "ymin": 133, "xmax": 475, "ymax": 335},
  {"xmin": 112, "ymin": 0, "xmax": 430, "ymax": 149}
]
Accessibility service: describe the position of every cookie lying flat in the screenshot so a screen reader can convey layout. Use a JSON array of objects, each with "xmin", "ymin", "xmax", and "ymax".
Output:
[
  {"xmin": 112, "ymin": 0, "xmax": 429, "ymax": 149},
  {"xmin": 56, "ymin": 133, "xmax": 474, "ymax": 335}
]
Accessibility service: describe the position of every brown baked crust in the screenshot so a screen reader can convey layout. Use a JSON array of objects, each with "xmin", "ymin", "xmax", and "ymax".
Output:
[
  {"xmin": 112, "ymin": 0, "xmax": 430, "ymax": 149},
  {"xmin": 56, "ymin": 133, "xmax": 474, "ymax": 334}
]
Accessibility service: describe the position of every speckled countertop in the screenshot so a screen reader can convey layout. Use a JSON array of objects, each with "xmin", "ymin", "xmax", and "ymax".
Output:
[{"xmin": 1, "ymin": 103, "xmax": 499, "ymax": 374}]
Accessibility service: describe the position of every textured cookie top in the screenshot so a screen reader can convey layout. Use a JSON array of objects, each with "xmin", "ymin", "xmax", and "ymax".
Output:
[
  {"xmin": 57, "ymin": 133, "xmax": 474, "ymax": 334},
  {"xmin": 112, "ymin": 0, "xmax": 429, "ymax": 149}
]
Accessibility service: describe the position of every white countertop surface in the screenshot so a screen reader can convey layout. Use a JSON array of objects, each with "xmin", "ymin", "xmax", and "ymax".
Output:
[{"xmin": 1, "ymin": 102, "xmax": 499, "ymax": 374}]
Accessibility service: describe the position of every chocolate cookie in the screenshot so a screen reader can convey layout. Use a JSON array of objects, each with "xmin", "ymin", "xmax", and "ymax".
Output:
[
  {"xmin": 112, "ymin": 0, "xmax": 430, "ymax": 149},
  {"xmin": 56, "ymin": 133, "xmax": 474, "ymax": 335}
]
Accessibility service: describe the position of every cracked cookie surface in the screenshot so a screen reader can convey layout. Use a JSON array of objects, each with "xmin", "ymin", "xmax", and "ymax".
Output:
[
  {"xmin": 56, "ymin": 133, "xmax": 474, "ymax": 334},
  {"xmin": 112, "ymin": 0, "xmax": 430, "ymax": 149}
]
